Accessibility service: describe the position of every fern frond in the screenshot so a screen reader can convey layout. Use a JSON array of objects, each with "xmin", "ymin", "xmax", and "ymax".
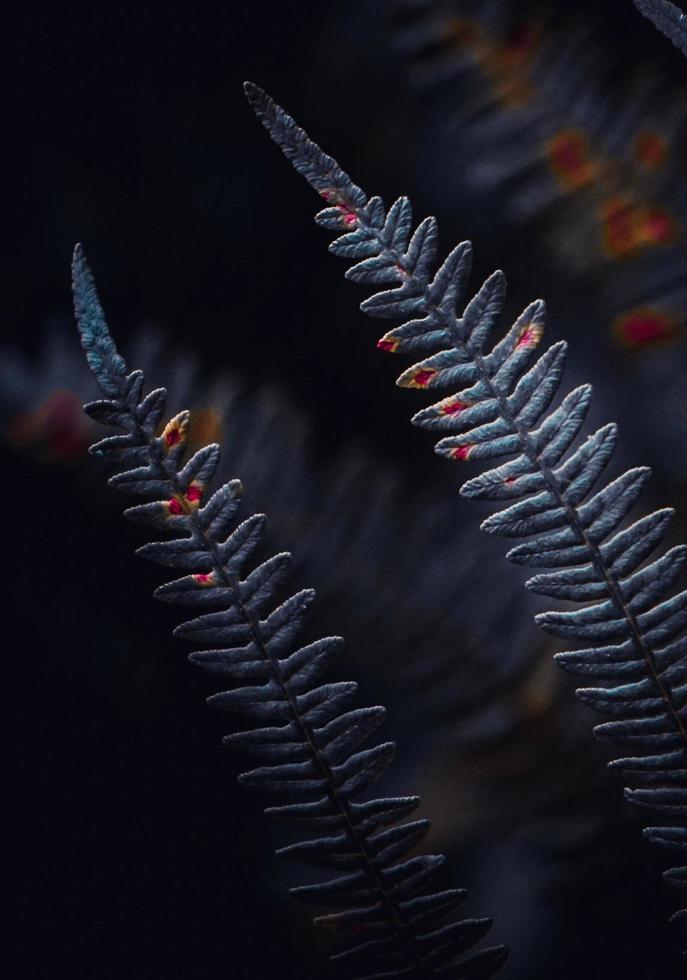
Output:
[
  {"xmin": 245, "ymin": 82, "xmax": 687, "ymax": 947},
  {"xmin": 12, "ymin": 321, "xmax": 631, "ymax": 858},
  {"xmin": 634, "ymin": 0, "xmax": 687, "ymax": 56},
  {"xmin": 388, "ymin": 0, "xmax": 687, "ymax": 484},
  {"xmin": 71, "ymin": 243, "xmax": 507, "ymax": 979}
]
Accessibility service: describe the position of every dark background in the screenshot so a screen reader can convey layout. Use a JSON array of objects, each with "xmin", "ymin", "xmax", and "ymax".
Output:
[{"xmin": 5, "ymin": 2, "xmax": 687, "ymax": 978}]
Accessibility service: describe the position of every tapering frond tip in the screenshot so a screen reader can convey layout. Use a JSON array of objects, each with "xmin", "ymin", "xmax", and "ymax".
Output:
[
  {"xmin": 243, "ymin": 80, "xmax": 368, "ymax": 209},
  {"xmin": 633, "ymin": 0, "xmax": 687, "ymax": 57},
  {"xmin": 71, "ymin": 243, "xmax": 127, "ymax": 397},
  {"xmin": 243, "ymin": 80, "xmax": 267, "ymax": 110}
]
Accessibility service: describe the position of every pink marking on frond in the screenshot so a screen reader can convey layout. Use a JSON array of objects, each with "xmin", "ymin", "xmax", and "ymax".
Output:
[
  {"xmin": 450, "ymin": 445, "xmax": 472, "ymax": 461},
  {"xmin": 409, "ymin": 368, "xmax": 438, "ymax": 389},
  {"xmin": 193, "ymin": 573, "xmax": 215, "ymax": 586},
  {"xmin": 337, "ymin": 205, "xmax": 358, "ymax": 228},
  {"xmin": 516, "ymin": 324, "xmax": 542, "ymax": 349},
  {"xmin": 504, "ymin": 476, "xmax": 516, "ymax": 485},
  {"xmin": 186, "ymin": 484, "xmax": 203, "ymax": 504},
  {"xmin": 377, "ymin": 337, "xmax": 400, "ymax": 353},
  {"xmin": 441, "ymin": 399, "xmax": 469, "ymax": 416},
  {"xmin": 167, "ymin": 497, "xmax": 183, "ymax": 516},
  {"xmin": 161, "ymin": 414, "xmax": 189, "ymax": 450}
]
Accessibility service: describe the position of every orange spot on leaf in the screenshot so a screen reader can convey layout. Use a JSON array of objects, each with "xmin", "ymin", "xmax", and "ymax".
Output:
[
  {"xmin": 602, "ymin": 198, "xmax": 676, "ymax": 258},
  {"xmin": 547, "ymin": 130, "xmax": 597, "ymax": 190}
]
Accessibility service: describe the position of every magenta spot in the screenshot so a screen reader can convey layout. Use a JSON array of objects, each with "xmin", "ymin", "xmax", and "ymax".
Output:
[
  {"xmin": 618, "ymin": 312, "xmax": 674, "ymax": 347},
  {"xmin": 517, "ymin": 326, "xmax": 540, "ymax": 349},
  {"xmin": 194, "ymin": 573, "xmax": 213, "ymax": 586},
  {"xmin": 504, "ymin": 476, "xmax": 516, "ymax": 485},
  {"xmin": 377, "ymin": 337, "xmax": 399, "ymax": 353},
  {"xmin": 186, "ymin": 485, "xmax": 202, "ymax": 503},
  {"xmin": 442, "ymin": 399, "xmax": 468, "ymax": 416},
  {"xmin": 337, "ymin": 205, "xmax": 358, "ymax": 227},
  {"xmin": 168, "ymin": 497, "xmax": 183, "ymax": 515},
  {"xmin": 165, "ymin": 427, "xmax": 181, "ymax": 446},
  {"xmin": 413, "ymin": 369, "xmax": 437, "ymax": 388},
  {"xmin": 451, "ymin": 445, "xmax": 472, "ymax": 461}
]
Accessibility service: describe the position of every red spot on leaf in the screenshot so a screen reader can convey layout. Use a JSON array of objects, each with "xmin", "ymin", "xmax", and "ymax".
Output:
[
  {"xmin": 441, "ymin": 399, "xmax": 469, "ymax": 415},
  {"xmin": 412, "ymin": 369, "xmax": 438, "ymax": 388},
  {"xmin": 194, "ymin": 573, "xmax": 214, "ymax": 586},
  {"xmin": 547, "ymin": 130, "xmax": 596, "ymax": 190},
  {"xmin": 168, "ymin": 497, "xmax": 183, "ymax": 516},
  {"xmin": 186, "ymin": 484, "xmax": 203, "ymax": 503},
  {"xmin": 613, "ymin": 308, "xmax": 678, "ymax": 348},
  {"xmin": 635, "ymin": 131, "xmax": 668, "ymax": 170},
  {"xmin": 165, "ymin": 427, "xmax": 181, "ymax": 446},
  {"xmin": 7, "ymin": 389, "xmax": 90, "ymax": 461},
  {"xmin": 643, "ymin": 210, "xmax": 673, "ymax": 244},
  {"xmin": 517, "ymin": 324, "xmax": 542, "ymax": 349},
  {"xmin": 337, "ymin": 205, "xmax": 358, "ymax": 227},
  {"xmin": 450, "ymin": 445, "xmax": 472, "ymax": 461},
  {"xmin": 377, "ymin": 337, "xmax": 400, "ymax": 353},
  {"xmin": 504, "ymin": 476, "xmax": 516, "ymax": 485},
  {"xmin": 602, "ymin": 198, "xmax": 676, "ymax": 258}
]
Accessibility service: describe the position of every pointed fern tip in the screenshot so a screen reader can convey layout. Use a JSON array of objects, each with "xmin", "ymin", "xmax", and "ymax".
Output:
[{"xmin": 243, "ymin": 80, "xmax": 266, "ymax": 106}]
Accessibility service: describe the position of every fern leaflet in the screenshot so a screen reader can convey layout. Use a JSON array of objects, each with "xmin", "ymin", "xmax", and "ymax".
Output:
[
  {"xmin": 634, "ymin": 0, "xmax": 687, "ymax": 56},
  {"xmin": 70, "ymin": 243, "xmax": 507, "ymax": 979},
  {"xmin": 245, "ymin": 82, "xmax": 687, "ymax": 948}
]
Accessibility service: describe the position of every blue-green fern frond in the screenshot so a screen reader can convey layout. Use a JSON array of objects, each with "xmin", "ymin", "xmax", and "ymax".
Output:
[
  {"xmin": 634, "ymin": 0, "xmax": 687, "ymax": 56},
  {"xmin": 71, "ymin": 243, "xmax": 507, "ymax": 979},
  {"xmin": 245, "ymin": 82, "xmax": 687, "ymax": 954}
]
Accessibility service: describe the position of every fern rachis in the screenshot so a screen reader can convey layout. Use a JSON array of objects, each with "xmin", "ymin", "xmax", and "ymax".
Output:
[
  {"xmin": 70, "ymin": 243, "xmax": 507, "ymax": 979},
  {"xmin": 245, "ymin": 81, "xmax": 687, "ymax": 948}
]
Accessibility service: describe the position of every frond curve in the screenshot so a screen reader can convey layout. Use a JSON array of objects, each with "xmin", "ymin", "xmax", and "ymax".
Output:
[
  {"xmin": 70, "ymin": 243, "xmax": 507, "ymax": 979},
  {"xmin": 245, "ymin": 83, "xmax": 687, "ymax": 949}
]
